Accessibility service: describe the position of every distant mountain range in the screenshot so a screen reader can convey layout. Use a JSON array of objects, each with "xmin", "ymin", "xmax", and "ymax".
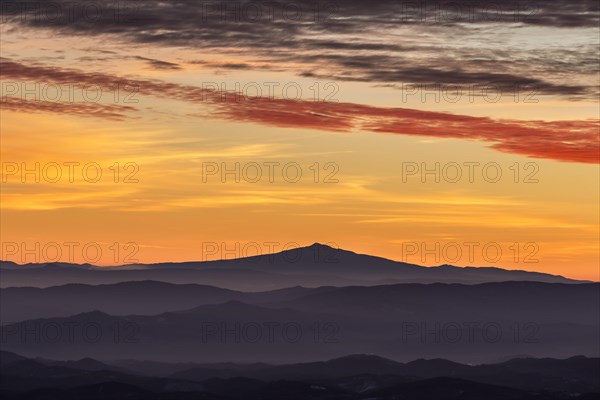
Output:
[
  {"xmin": 2, "ymin": 243, "xmax": 597, "ymax": 398},
  {"xmin": 1, "ymin": 351, "xmax": 598, "ymax": 400},
  {"xmin": 2, "ymin": 281, "xmax": 598, "ymax": 364},
  {"xmin": 2, "ymin": 280, "xmax": 598, "ymax": 324},
  {"xmin": 0, "ymin": 243, "xmax": 586, "ymax": 290}
]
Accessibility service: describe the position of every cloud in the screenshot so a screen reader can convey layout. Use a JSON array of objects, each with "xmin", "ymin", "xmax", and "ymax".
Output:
[
  {"xmin": 133, "ymin": 56, "xmax": 181, "ymax": 71},
  {"xmin": 2, "ymin": 58, "xmax": 598, "ymax": 164},
  {"xmin": 2, "ymin": 0, "xmax": 597, "ymax": 98},
  {"xmin": 300, "ymin": 62, "xmax": 590, "ymax": 97},
  {"xmin": 217, "ymin": 96, "xmax": 600, "ymax": 164},
  {"xmin": 0, "ymin": 97, "xmax": 137, "ymax": 120}
]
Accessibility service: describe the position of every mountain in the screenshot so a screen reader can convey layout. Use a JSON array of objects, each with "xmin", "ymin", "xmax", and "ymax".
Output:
[
  {"xmin": 110, "ymin": 359, "xmax": 270, "ymax": 378},
  {"xmin": 35, "ymin": 357, "xmax": 127, "ymax": 373},
  {"xmin": 0, "ymin": 281, "xmax": 336, "ymax": 322},
  {"xmin": 0, "ymin": 281, "xmax": 242, "ymax": 322},
  {"xmin": 1, "ymin": 352, "xmax": 598, "ymax": 399},
  {"xmin": 0, "ymin": 265, "xmax": 304, "ymax": 291},
  {"xmin": 3, "ymin": 280, "xmax": 596, "ymax": 326},
  {"xmin": 0, "ymin": 351, "xmax": 27, "ymax": 366},
  {"xmin": 0, "ymin": 243, "xmax": 584, "ymax": 290},
  {"xmin": 170, "ymin": 353, "xmax": 600, "ymax": 393},
  {"xmin": 275, "ymin": 281, "xmax": 599, "ymax": 324},
  {"xmin": 172, "ymin": 354, "xmax": 408, "ymax": 381},
  {"xmin": 2, "ymin": 282, "xmax": 598, "ymax": 364},
  {"xmin": 369, "ymin": 377, "xmax": 557, "ymax": 400},
  {"xmin": 0, "ymin": 378, "xmax": 577, "ymax": 400},
  {"xmin": 0, "ymin": 303, "xmax": 344, "ymax": 363},
  {"xmin": 0, "ymin": 358, "xmax": 206, "ymax": 394},
  {"xmin": 0, "ymin": 261, "xmax": 95, "ymax": 270}
]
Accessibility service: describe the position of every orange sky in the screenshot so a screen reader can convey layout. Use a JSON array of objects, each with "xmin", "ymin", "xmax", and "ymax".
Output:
[{"xmin": 1, "ymin": 2, "xmax": 598, "ymax": 281}]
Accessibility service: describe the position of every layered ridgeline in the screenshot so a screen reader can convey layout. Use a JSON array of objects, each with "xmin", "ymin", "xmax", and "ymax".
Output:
[
  {"xmin": 1, "ymin": 281, "xmax": 598, "ymax": 364},
  {"xmin": 0, "ymin": 243, "xmax": 583, "ymax": 290},
  {"xmin": 1, "ymin": 244, "xmax": 598, "ymax": 398},
  {"xmin": 1, "ymin": 351, "xmax": 598, "ymax": 400}
]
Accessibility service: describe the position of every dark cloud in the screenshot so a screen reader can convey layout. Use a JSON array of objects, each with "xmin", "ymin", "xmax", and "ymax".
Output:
[
  {"xmin": 134, "ymin": 56, "xmax": 181, "ymax": 70},
  {"xmin": 300, "ymin": 58, "xmax": 590, "ymax": 97},
  {"xmin": 73, "ymin": 53, "xmax": 181, "ymax": 70},
  {"xmin": 1, "ymin": 1, "xmax": 596, "ymax": 98},
  {"xmin": 2, "ymin": 1, "xmax": 597, "ymax": 33}
]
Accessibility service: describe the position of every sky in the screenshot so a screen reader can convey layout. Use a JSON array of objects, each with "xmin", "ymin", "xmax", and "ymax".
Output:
[{"xmin": 1, "ymin": 0, "xmax": 598, "ymax": 280}]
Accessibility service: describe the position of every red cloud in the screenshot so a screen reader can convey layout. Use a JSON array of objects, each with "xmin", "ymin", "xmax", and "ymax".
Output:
[
  {"xmin": 2, "ymin": 58, "xmax": 598, "ymax": 164},
  {"xmin": 218, "ymin": 97, "xmax": 599, "ymax": 164}
]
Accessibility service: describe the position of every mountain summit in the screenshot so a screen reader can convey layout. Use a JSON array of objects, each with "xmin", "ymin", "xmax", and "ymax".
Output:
[{"xmin": 0, "ymin": 243, "xmax": 582, "ymax": 290}]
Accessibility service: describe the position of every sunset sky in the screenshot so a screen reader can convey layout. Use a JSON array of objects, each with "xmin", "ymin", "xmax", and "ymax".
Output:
[{"xmin": 1, "ymin": 0, "xmax": 598, "ymax": 280}]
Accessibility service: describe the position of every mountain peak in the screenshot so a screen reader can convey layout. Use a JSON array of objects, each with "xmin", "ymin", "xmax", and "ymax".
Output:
[{"xmin": 306, "ymin": 242, "xmax": 338, "ymax": 250}]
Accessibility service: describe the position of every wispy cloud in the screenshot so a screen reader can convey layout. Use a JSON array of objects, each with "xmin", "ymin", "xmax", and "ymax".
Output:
[
  {"xmin": 0, "ymin": 97, "xmax": 136, "ymax": 120},
  {"xmin": 2, "ymin": 0, "xmax": 597, "ymax": 98},
  {"xmin": 2, "ymin": 58, "xmax": 598, "ymax": 163}
]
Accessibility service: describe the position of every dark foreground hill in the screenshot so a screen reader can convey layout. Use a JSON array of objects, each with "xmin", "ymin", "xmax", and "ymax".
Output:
[{"xmin": 0, "ymin": 351, "xmax": 598, "ymax": 400}]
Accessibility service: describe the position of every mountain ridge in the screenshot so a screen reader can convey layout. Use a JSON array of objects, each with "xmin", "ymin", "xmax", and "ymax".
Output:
[{"xmin": 0, "ymin": 243, "xmax": 587, "ymax": 291}]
